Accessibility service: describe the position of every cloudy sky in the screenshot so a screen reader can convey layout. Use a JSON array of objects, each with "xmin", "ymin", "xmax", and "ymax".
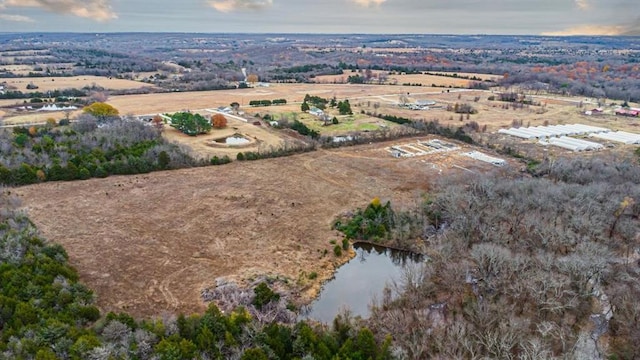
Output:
[{"xmin": 0, "ymin": 0, "xmax": 637, "ymax": 35}]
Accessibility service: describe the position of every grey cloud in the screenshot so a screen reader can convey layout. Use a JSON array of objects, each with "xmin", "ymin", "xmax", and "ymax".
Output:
[
  {"xmin": 208, "ymin": 0, "xmax": 273, "ymax": 12},
  {"xmin": 0, "ymin": 0, "xmax": 117, "ymax": 21},
  {"xmin": 0, "ymin": 13, "xmax": 35, "ymax": 22}
]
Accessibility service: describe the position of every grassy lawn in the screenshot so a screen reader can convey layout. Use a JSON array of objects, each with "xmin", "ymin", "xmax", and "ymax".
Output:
[{"xmin": 295, "ymin": 112, "xmax": 397, "ymax": 135}]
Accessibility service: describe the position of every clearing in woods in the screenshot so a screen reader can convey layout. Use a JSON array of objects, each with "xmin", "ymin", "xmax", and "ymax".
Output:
[{"xmin": 15, "ymin": 138, "xmax": 506, "ymax": 318}]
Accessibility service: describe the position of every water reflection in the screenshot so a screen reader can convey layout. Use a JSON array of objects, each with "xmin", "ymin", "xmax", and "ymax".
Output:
[{"xmin": 300, "ymin": 242, "xmax": 423, "ymax": 323}]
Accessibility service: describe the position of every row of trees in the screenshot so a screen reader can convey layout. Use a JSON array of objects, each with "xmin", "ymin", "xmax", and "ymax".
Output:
[{"xmin": 248, "ymin": 99, "xmax": 286, "ymax": 106}]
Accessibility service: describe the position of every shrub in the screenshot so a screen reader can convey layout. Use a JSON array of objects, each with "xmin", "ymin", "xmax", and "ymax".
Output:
[
  {"xmin": 158, "ymin": 151, "xmax": 170, "ymax": 169},
  {"xmin": 211, "ymin": 114, "xmax": 227, "ymax": 128},
  {"xmin": 252, "ymin": 282, "xmax": 280, "ymax": 310},
  {"xmin": 333, "ymin": 245, "xmax": 343, "ymax": 257}
]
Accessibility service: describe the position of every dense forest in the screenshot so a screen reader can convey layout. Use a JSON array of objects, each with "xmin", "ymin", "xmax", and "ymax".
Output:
[{"xmin": 334, "ymin": 157, "xmax": 640, "ymax": 359}]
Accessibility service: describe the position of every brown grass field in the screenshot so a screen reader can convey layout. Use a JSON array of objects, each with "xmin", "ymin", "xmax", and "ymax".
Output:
[
  {"xmin": 3, "ymin": 75, "xmax": 155, "ymax": 93},
  {"xmin": 15, "ymin": 138, "xmax": 508, "ymax": 318},
  {"xmin": 0, "ymin": 111, "xmax": 82, "ymax": 125},
  {"xmin": 106, "ymin": 83, "xmax": 448, "ymax": 115},
  {"xmin": 313, "ymin": 71, "xmax": 474, "ymax": 87}
]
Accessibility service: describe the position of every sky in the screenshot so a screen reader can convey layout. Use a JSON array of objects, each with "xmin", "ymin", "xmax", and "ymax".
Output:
[{"xmin": 0, "ymin": 0, "xmax": 638, "ymax": 35}]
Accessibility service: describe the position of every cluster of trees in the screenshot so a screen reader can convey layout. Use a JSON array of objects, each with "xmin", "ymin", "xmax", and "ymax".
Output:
[
  {"xmin": 302, "ymin": 94, "xmax": 329, "ymax": 110},
  {"xmin": 347, "ymin": 75, "xmax": 366, "ymax": 84},
  {"xmin": 0, "ymin": 118, "xmax": 205, "ymax": 186},
  {"xmin": 334, "ymin": 197, "xmax": 395, "ymax": 242},
  {"xmin": 169, "ymin": 112, "xmax": 212, "ymax": 136},
  {"xmin": 336, "ymin": 100, "xmax": 353, "ymax": 115},
  {"xmin": 446, "ymin": 103, "xmax": 478, "ymax": 114}
]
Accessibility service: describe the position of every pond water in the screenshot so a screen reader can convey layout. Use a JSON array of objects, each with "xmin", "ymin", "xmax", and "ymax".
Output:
[
  {"xmin": 300, "ymin": 243, "xmax": 423, "ymax": 323},
  {"xmin": 215, "ymin": 134, "xmax": 250, "ymax": 145}
]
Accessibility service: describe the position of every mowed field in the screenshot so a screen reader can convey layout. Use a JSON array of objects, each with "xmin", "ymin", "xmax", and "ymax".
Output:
[
  {"xmin": 15, "ymin": 139, "xmax": 506, "ymax": 318},
  {"xmin": 4, "ymin": 75, "xmax": 156, "ymax": 93}
]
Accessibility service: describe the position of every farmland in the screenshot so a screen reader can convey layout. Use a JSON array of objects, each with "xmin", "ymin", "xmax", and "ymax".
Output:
[
  {"xmin": 14, "ymin": 137, "xmax": 504, "ymax": 318},
  {"xmin": 2, "ymin": 75, "xmax": 156, "ymax": 93},
  {"xmin": 312, "ymin": 70, "xmax": 495, "ymax": 87}
]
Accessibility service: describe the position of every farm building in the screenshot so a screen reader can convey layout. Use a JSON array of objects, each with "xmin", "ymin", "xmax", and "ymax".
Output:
[
  {"xmin": 591, "ymin": 131, "xmax": 640, "ymax": 145},
  {"xmin": 498, "ymin": 123, "xmax": 610, "ymax": 139},
  {"xmin": 463, "ymin": 151, "xmax": 506, "ymax": 166},
  {"xmin": 547, "ymin": 136, "xmax": 604, "ymax": 151},
  {"xmin": 309, "ymin": 107, "xmax": 324, "ymax": 117},
  {"xmin": 615, "ymin": 109, "xmax": 640, "ymax": 117},
  {"xmin": 416, "ymin": 100, "xmax": 437, "ymax": 106}
]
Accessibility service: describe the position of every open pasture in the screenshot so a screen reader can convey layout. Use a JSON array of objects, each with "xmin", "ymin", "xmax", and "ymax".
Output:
[{"xmin": 15, "ymin": 137, "xmax": 504, "ymax": 317}]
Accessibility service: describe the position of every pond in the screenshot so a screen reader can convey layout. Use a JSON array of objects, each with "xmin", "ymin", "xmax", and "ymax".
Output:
[
  {"xmin": 300, "ymin": 243, "xmax": 423, "ymax": 323},
  {"xmin": 214, "ymin": 134, "xmax": 250, "ymax": 145}
]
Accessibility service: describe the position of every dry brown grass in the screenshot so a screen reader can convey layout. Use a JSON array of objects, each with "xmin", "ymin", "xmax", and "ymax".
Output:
[
  {"xmin": 106, "ymin": 83, "xmax": 446, "ymax": 115},
  {"xmin": 3, "ymin": 75, "xmax": 155, "ymax": 93},
  {"xmin": 1, "ymin": 111, "xmax": 81, "ymax": 125},
  {"xmin": 15, "ymin": 138, "xmax": 501, "ymax": 318},
  {"xmin": 313, "ymin": 70, "xmax": 500, "ymax": 87}
]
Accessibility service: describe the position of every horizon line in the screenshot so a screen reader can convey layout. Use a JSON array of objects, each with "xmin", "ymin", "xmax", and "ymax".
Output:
[{"xmin": 0, "ymin": 31, "xmax": 637, "ymax": 38}]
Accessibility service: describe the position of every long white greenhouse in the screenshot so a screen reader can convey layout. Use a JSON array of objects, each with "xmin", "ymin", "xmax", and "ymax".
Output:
[
  {"xmin": 590, "ymin": 131, "xmax": 640, "ymax": 145},
  {"xmin": 463, "ymin": 151, "xmax": 506, "ymax": 166},
  {"xmin": 498, "ymin": 123, "xmax": 610, "ymax": 139},
  {"xmin": 548, "ymin": 136, "xmax": 604, "ymax": 151}
]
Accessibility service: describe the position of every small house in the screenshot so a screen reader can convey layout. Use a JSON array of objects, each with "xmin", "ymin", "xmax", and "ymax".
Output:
[{"xmin": 309, "ymin": 107, "xmax": 324, "ymax": 117}]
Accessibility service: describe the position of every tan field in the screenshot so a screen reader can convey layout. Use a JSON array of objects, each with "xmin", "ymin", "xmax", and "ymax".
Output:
[
  {"xmin": 106, "ymin": 83, "xmax": 447, "ymax": 115},
  {"xmin": 4, "ymin": 75, "xmax": 156, "ymax": 93},
  {"xmin": 313, "ymin": 70, "xmax": 500, "ymax": 87},
  {"xmin": 15, "ymin": 138, "xmax": 507, "ymax": 318},
  {"xmin": 1, "ymin": 110, "xmax": 81, "ymax": 125}
]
